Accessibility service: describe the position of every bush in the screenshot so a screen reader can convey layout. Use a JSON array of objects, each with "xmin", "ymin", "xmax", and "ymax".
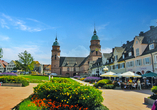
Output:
[
  {"xmin": 0, "ymin": 76, "xmax": 29, "ymax": 87},
  {"xmin": 34, "ymin": 82, "xmax": 103, "ymax": 109},
  {"xmin": 50, "ymin": 78, "xmax": 80, "ymax": 85},
  {"xmin": 80, "ymin": 78, "xmax": 85, "ymax": 81},
  {"xmin": 103, "ymin": 84, "xmax": 115, "ymax": 89},
  {"xmin": 151, "ymin": 86, "xmax": 157, "ymax": 94},
  {"xmin": 94, "ymin": 79, "xmax": 112, "ymax": 88},
  {"xmin": 84, "ymin": 77, "xmax": 101, "ymax": 83}
]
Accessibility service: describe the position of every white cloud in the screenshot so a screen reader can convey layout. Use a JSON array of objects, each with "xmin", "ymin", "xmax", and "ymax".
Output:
[
  {"xmin": 0, "ymin": 35, "xmax": 10, "ymax": 41},
  {"xmin": 0, "ymin": 13, "xmax": 54, "ymax": 32},
  {"xmin": 0, "ymin": 19, "xmax": 9, "ymax": 29},
  {"xmin": 97, "ymin": 23, "xmax": 109, "ymax": 31},
  {"xmin": 61, "ymin": 45, "xmax": 89, "ymax": 57},
  {"xmin": 2, "ymin": 45, "xmax": 51, "ymax": 64},
  {"xmin": 101, "ymin": 48, "xmax": 112, "ymax": 53}
]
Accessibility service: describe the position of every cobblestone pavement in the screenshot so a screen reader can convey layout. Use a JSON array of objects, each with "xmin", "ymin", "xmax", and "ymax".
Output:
[
  {"xmin": 71, "ymin": 78, "xmax": 153, "ymax": 110},
  {"xmin": 0, "ymin": 83, "xmax": 38, "ymax": 110}
]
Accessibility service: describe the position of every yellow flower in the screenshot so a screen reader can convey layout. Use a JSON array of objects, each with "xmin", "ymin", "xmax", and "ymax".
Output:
[
  {"xmin": 83, "ymin": 97, "xmax": 85, "ymax": 100},
  {"xmin": 67, "ymin": 101, "xmax": 68, "ymax": 103}
]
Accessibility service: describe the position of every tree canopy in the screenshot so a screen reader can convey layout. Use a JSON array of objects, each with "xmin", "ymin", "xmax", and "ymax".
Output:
[
  {"xmin": 0, "ymin": 48, "xmax": 3, "ymax": 59},
  {"xmin": 18, "ymin": 50, "xmax": 34, "ymax": 72}
]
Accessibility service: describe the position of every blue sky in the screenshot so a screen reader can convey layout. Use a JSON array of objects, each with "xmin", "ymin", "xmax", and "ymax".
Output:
[{"xmin": 0, "ymin": 0, "xmax": 157, "ymax": 64}]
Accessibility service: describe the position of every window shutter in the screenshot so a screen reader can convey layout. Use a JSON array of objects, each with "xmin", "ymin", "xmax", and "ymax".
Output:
[
  {"xmin": 135, "ymin": 60, "xmax": 137, "ymax": 66},
  {"xmin": 113, "ymin": 65, "xmax": 115, "ymax": 69},
  {"xmin": 124, "ymin": 63, "xmax": 125, "ymax": 68},
  {"xmin": 140, "ymin": 59, "xmax": 142, "ymax": 65},
  {"xmin": 143, "ymin": 58, "xmax": 145, "ymax": 65},
  {"xmin": 118, "ymin": 64, "xmax": 120, "ymax": 69},
  {"xmin": 132, "ymin": 61, "xmax": 134, "ymax": 67},
  {"xmin": 149, "ymin": 57, "xmax": 151, "ymax": 64}
]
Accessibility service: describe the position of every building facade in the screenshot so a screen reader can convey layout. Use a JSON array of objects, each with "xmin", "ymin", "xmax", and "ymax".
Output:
[{"xmin": 51, "ymin": 29, "xmax": 102, "ymax": 77}]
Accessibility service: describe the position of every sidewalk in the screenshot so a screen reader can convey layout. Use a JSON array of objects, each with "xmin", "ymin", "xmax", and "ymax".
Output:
[
  {"xmin": 71, "ymin": 78, "xmax": 153, "ymax": 110},
  {"xmin": 0, "ymin": 83, "xmax": 38, "ymax": 110}
]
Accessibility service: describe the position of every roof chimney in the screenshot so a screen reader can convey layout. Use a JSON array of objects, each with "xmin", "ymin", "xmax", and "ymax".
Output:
[
  {"xmin": 127, "ymin": 41, "xmax": 129, "ymax": 44},
  {"xmin": 150, "ymin": 26, "xmax": 155, "ymax": 30},
  {"xmin": 139, "ymin": 31, "xmax": 144, "ymax": 36},
  {"xmin": 112, "ymin": 48, "xmax": 114, "ymax": 52}
]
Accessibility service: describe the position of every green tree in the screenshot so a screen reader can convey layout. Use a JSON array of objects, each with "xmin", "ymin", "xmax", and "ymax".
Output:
[
  {"xmin": 13, "ymin": 60, "xmax": 23, "ymax": 70},
  {"xmin": 18, "ymin": 50, "xmax": 34, "ymax": 72},
  {"xmin": 0, "ymin": 48, "xmax": 3, "ymax": 59}
]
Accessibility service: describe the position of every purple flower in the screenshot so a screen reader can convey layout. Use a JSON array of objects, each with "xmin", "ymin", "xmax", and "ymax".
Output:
[
  {"xmin": 0, "ymin": 72, "xmax": 17, "ymax": 76},
  {"xmin": 73, "ymin": 76, "xmax": 80, "ymax": 78},
  {"xmin": 84, "ymin": 77, "xmax": 101, "ymax": 82}
]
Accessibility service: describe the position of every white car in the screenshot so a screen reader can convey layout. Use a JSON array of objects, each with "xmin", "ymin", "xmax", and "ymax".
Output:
[{"xmin": 50, "ymin": 73, "xmax": 58, "ymax": 76}]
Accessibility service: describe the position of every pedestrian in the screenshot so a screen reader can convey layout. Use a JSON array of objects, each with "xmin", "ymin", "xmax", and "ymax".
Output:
[
  {"xmin": 137, "ymin": 79, "xmax": 141, "ymax": 90},
  {"xmin": 52, "ymin": 75, "xmax": 53, "ymax": 79},
  {"xmin": 151, "ymin": 100, "xmax": 157, "ymax": 110},
  {"xmin": 49, "ymin": 75, "xmax": 50, "ymax": 80},
  {"xmin": 95, "ymin": 80, "xmax": 97, "ymax": 84}
]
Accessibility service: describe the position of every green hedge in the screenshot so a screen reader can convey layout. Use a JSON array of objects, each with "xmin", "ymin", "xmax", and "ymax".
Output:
[
  {"xmin": 34, "ymin": 82, "xmax": 103, "ymax": 109},
  {"xmin": 94, "ymin": 79, "xmax": 112, "ymax": 88},
  {"xmin": 50, "ymin": 78, "xmax": 80, "ymax": 85},
  {"xmin": 151, "ymin": 86, "xmax": 157, "ymax": 93},
  {"xmin": 103, "ymin": 84, "xmax": 115, "ymax": 89},
  {"xmin": 0, "ymin": 76, "xmax": 29, "ymax": 87}
]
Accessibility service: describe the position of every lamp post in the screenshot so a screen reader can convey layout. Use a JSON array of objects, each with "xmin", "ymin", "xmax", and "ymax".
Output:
[{"xmin": 103, "ymin": 66, "xmax": 108, "ymax": 73}]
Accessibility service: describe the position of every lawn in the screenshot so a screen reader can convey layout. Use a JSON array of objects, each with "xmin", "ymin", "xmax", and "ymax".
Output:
[{"xmin": 18, "ymin": 75, "xmax": 73, "ymax": 83}]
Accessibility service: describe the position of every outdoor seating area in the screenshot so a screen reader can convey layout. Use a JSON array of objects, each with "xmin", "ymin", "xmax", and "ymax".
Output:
[{"xmin": 99, "ymin": 71, "xmax": 157, "ymax": 90}]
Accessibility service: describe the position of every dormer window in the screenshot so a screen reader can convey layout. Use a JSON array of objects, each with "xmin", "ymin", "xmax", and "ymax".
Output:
[
  {"xmin": 129, "ymin": 52, "xmax": 132, "ymax": 56},
  {"xmin": 122, "ymin": 54, "xmax": 125, "ymax": 59},
  {"xmin": 136, "ymin": 41, "xmax": 138, "ymax": 44},
  {"xmin": 111, "ymin": 59, "xmax": 113, "ymax": 62},
  {"xmin": 115, "ymin": 55, "xmax": 118, "ymax": 61},
  {"xmin": 149, "ymin": 44, "xmax": 154, "ymax": 50},
  {"xmin": 136, "ymin": 48, "xmax": 139, "ymax": 56},
  {"xmin": 107, "ymin": 60, "xmax": 109, "ymax": 63}
]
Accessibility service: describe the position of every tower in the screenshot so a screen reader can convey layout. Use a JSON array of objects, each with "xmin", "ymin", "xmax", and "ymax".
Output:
[
  {"xmin": 89, "ymin": 28, "xmax": 102, "ymax": 61},
  {"xmin": 51, "ymin": 37, "xmax": 61, "ymax": 74}
]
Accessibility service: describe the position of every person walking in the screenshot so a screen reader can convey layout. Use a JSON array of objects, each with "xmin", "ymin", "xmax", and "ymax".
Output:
[
  {"xmin": 49, "ymin": 75, "xmax": 50, "ymax": 80},
  {"xmin": 52, "ymin": 75, "xmax": 53, "ymax": 79},
  {"xmin": 137, "ymin": 79, "xmax": 141, "ymax": 90}
]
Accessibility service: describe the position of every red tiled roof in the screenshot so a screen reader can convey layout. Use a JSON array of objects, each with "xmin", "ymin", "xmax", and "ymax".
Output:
[{"xmin": 0, "ymin": 60, "xmax": 8, "ymax": 68}]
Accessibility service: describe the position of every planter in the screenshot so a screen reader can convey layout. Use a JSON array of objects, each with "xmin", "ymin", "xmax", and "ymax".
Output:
[
  {"xmin": 144, "ymin": 97, "xmax": 155, "ymax": 105},
  {"xmin": 2, "ymin": 83, "xmax": 22, "ymax": 87}
]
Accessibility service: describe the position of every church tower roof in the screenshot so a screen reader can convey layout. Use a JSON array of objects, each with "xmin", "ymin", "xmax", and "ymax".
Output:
[
  {"xmin": 91, "ymin": 29, "xmax": 99, "ymax": 40},
  {"xmin": 53, "ymin": 36, "xmax": 60, "ymax": 46}
]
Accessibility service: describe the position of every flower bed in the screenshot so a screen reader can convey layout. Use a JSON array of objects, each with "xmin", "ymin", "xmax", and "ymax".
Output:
[
  {"xmin": 0, "ymin": 72, "xmax": 17, "ymax": 76},
  {"xmin": 84, "ymin": 77, "xmax": 101, "ymax": 83},
  {"xmin": 73, "ymin": 76, "xmax": 80, "ymax": 79},
  {"xmin": 93, "ymin": 79, "xmax": 112, "ymax": 88},
  {"xmin": 0, "ymin": 76, "xmax": 29, "ymax": 87}
]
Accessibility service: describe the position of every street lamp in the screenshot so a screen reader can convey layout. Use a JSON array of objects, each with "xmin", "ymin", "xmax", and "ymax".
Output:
[{"xmin": 103, "ymin": 66, "xmax": 108, "ymax": 73}]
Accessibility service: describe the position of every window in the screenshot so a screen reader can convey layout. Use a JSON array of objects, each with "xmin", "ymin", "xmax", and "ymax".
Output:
[
  {"xmin": 110, "ymin": 65, "xmax": 113, "ymax": 70},
  {"xmin": 136, "ymin": 48, "xmax": 139, "ymax": 56},
  {"xmin": 120, "ymin": 63, "xmax": 124, "ymax": 68},
  {"xmin": 154, "ymin": 55, "xmax": 157, "ymax": 63},
  {"xmin": 115, "ymin": 55, "xmax": 118, "ymax": 61},
  {"xmin": 129, "ymin": 52, "xmax": 132, "ymax": 56},
  {"xmin": 136, "ymin": 59, "xmax": 142, "ymax": 66},
  {"xmin": 122, "ymin": 54, "xmax": 125, "ymax": 59},
  {"xmin": 136, "ymin": 41, "xmax": 138, "ymax": 44},
  {"xmin": 143, "ymin": 57, "xmax": 151, "ymax": 65},
  {"xmin": 67, "ymin": 67, "xmax": 69, "ymax": 71},
  {"xmin": 149, "ymin": 44, "xmax": 154, "ymax": 50},
  {"xmin": 116, "ymin": 64, "xmax": 118, "ymax": 69},
  {"xmin": 55, "ymin": 55, "xmax": 56, "ymax": 60},
  {"xmin": 107, "ymin": 60, "xmax": 109, "ymax": 63},
  {"xmin": 111, "ymin": 59, "xmax": 113, "ymax": 62}
]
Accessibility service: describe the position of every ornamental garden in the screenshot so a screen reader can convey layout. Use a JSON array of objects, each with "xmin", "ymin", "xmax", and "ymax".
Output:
[{"xmin": 0, "ymin": 73, "xmax": 109, "ymax": 110}]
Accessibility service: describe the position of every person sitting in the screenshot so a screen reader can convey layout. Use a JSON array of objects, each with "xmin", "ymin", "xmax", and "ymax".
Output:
[{"xmin": 132, "ymin": 82, "xmax": 137, "ymax": 89}]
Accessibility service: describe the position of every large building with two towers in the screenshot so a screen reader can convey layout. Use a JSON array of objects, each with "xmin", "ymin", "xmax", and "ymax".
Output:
[{"xmin": 51, "ymin": 29, "xmax": 102, "ymax": 77}]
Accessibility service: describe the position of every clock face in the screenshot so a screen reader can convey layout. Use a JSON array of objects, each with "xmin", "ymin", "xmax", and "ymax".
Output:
[{"xmin": 95, "ymin": 48, "xmax": 98, "ymax": 51}]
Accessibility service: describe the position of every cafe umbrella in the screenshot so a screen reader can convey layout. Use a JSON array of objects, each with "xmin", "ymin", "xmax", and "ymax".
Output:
[
  {"xmin": 100, "ymin": 71, "xmax": 118, "ymax": 80},
  {"xmin": 141, "ymin": 72, "xmax": 157, "ymax": 87}
]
